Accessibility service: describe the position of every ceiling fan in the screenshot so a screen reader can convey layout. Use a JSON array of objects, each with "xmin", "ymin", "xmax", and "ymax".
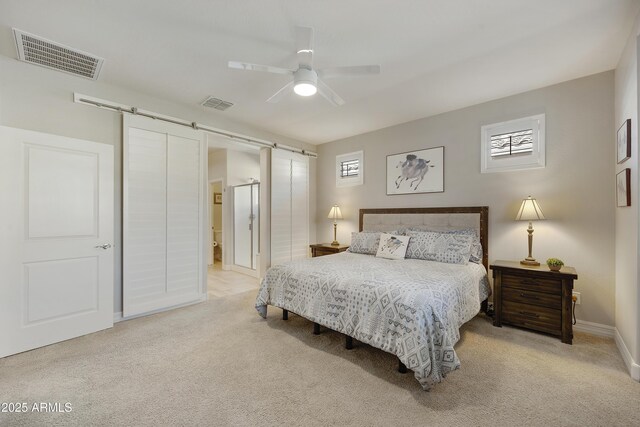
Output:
[{"xmin": 228, "ymin": 26, "xmax": 380, "ymax": 106}]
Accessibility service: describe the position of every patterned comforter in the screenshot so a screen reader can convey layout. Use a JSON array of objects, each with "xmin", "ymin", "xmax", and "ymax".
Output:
[{"xmin": 255, "ymin": 252, "xmax": 490, "ymax": 390}]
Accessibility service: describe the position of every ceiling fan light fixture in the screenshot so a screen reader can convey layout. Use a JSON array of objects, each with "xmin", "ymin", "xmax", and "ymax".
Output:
[
  {"xmin": 228, "ymin": 26, "xmax": 379, "ymax": 105},
  {"xmin": 294, "ymin": 82, "xmax": 317, "ymax": 96},
  {"xmin": 293, "ymin": 68, "xmax": 318, "ymax": 97}
]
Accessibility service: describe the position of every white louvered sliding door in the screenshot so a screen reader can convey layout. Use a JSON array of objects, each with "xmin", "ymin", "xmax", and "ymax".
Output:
[
  {"xmin": 271, "ymin": 153, "xmax": 292, "ymax": 266},
  {"xmin": 123, "ymin": 115, "xmax": 207, "ymax": 318},
  {"xmin": 271, "ymin": 150, "xmax": 309, "ymax": 266},
  {"xmin": 291, "ymin": 155, "xmax": 309, "ymax": 260}
]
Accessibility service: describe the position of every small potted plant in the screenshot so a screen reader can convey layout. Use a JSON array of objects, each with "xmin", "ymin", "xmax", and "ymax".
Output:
[{"xmin": 546, "ymin": 258, "xmax": 564, "ymax": 272}]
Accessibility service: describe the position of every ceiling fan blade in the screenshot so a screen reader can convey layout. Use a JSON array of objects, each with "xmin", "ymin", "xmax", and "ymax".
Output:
[
  {"xmin": 318, "ymin": 65, "xmax": 381, "ymax": 79},
  {"xmin": 266, "ymin": 81, "xmax": 294, "ymax": 103},
  {"xmin": 295, "ymin": 26, "xmax": 314, "ymax": 68},
  {"xmin": 317, "ymin": 79, "xmax": 345, "ymax": 106},
  {"xmin": 228, "ymin": 61, "xmax": 294, "ymax": 75}
]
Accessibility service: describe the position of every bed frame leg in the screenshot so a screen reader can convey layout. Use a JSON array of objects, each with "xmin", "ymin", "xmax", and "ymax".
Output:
[
  {"xmin": 313, "ymin": 322, "xmax": 320, "ymax": 335},
  {"xmin": 398, "ymin": 359, "xmax": 407, "ymax": 374},
  {"xmin": 282, "ymin": 309, "xmax": 288, "ymax": 320},
  {"xmin": 345, "ymin": 336, "xmax": 353, "ymax": 350},
  {"xmin": 480, "ymin": 299, "xmax": 488, "ymax": 313}
]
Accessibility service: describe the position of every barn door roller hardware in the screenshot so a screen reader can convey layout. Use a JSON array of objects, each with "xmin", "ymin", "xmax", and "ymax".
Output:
[{"xmin": 73, "ymin": 93, "xmax": 317, "ymax": 158}]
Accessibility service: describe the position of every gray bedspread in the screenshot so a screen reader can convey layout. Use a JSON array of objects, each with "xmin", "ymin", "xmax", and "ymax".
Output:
[{"xmin": 255, "ymin": 252, "xmax": 490, "ymax": 389}]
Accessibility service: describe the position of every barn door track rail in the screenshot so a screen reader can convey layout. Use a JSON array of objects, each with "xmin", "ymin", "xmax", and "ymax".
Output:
[{"xmin": 73, "ymin": 93, "xmax": 317, "ymax": 158}]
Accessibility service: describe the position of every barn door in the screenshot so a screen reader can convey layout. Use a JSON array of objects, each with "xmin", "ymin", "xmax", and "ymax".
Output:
[
  {"xmin": 270, "ymin": 150, "xmax": 308, "ymax": 266},
  {"xmin": 0, "ymin": 126, "xmax": 114, "ymax": 358},
  {"xmin": 123, "ymin": 115, "xmax": 207, "ymax": 318}
]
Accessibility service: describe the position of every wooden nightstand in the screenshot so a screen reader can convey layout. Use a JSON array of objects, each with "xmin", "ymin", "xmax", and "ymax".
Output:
[
  {"xmin": 310, "ymin": 243, "xmax": 349, "ymax": 257},
  {"xmin": 490, "ymin": 260, "xmax": 578, "ymax": 344}
]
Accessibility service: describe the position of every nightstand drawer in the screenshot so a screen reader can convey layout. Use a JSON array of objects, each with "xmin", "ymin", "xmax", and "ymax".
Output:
[
  {"xmin": 502, "ymin": 287, "xmax": 561, "ymax": 309},
  {"xmin": 502, "ymin": 300, "xmax": 561, "ymax": 335},
  {"xmin": 314, "ymin": 248, "xmax": 338, "ymax": 257},
  {"xmin": 502, "ymin": 273, "xmax": 562, "ymax": 294},
  {"xmin": 310, "ymin": 244, "xmax": 350, "ymax": 257}
]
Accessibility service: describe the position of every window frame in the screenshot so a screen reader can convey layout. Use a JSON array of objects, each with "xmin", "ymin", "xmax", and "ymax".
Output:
[{"xmin": 480, "ymin": 114, "xmax": 545, "ymax": 173}]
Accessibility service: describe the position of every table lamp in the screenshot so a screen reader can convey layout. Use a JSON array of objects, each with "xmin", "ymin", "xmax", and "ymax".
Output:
[
  {"xmin": 515, "ymin": 196, "xmax": 545, "ymax": 266},
  {"xmin": 327, "ymin": 205, "xmax": 343, "ymax": 246}
]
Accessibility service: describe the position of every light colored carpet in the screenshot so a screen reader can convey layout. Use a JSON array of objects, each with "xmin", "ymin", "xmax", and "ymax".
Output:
[{"xmin": 1, "ymin": 289, "xmax": 638, "ymax": 427}]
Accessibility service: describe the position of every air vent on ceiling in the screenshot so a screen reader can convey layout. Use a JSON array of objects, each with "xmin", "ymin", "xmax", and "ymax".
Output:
[
  {"xmin": 13, "ymin": 28, "xmax": 104, "ymax": 80},
  {"xmin": 201, "ymin": 96, "xmax": 234, "ymax": 111}
]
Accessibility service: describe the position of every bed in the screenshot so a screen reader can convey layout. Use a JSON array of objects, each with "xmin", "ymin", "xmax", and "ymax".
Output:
[{"xmin": 255, "ymin": 206, "xmax": 490, "ymax": 390}]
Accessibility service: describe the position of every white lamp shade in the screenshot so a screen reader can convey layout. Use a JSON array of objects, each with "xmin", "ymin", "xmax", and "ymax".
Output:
[
  {"xmin": 327, "ymin": 205, "xmax": 343, "ymax": 220},
  {"xmin": 515, "ymin": 196, "xmax": 545, "ymax": 221}
]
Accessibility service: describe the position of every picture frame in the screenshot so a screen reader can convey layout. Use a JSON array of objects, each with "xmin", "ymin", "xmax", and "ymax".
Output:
[
  {"xmin": 616, "ymin": 169, "xmax": 631, "ymax": 207},
  {"xmin": 617, "ymin": 119, "xmax": 631, "ymax": 164},
  {"xmin": 386, "ymin": 146, "xmax": 444, "ymax": 195},
  {"xmin": 214, "ymin": 192, "xmax": 222, "ymax": 204}
]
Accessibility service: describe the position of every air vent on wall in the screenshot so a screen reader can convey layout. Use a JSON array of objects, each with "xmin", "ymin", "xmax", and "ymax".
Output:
[
  {"xmin": 13, "ymin": 28, "xmax": 104, "ymax": 80},
  {"xmin": 201, "ymin": 96, "xmax": 234, "ymax": 111}
]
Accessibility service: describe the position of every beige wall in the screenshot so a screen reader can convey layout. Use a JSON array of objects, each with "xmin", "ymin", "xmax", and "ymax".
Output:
[
  {"xmin": 226, "ymin": 150, "xmax": 260, "ymax": 186},
  {"xmin": 208, "ymin": 149, "xmax": 228, "ymax": 184},
  {"xmin": 614, "ymin": 12, "xmax": 640, "ymax": 372},
  {"xmin": 316, "ymin": 71, "xmax": 615, "ymax": 326},
  {"xmin": 0, "ymin": 54, "xmax": 313, "ymax": 314}
]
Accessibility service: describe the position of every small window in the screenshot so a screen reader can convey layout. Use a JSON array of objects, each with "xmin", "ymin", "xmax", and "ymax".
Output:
[
  {"xmin": 336, "ymin": 151, "xmax": 363, "ymax": 187},
  {"xmin": 481, "ymin": 114, "xmax": 545, "ymax": 173},
  {"xmin": 490, "ymin": 129, "xmax": 533, "ymax": 158},
  {"xmin": 340, "ymin": 159, "xmax": 359, "ymax": 177}
]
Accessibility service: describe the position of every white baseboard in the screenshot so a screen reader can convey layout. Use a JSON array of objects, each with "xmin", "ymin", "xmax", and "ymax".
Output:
[
  {"xmin": 614, "ymin": 328, "xmax": 640, "ymax": 381},
  {"xmin": 574, "ymin": 319, "xmax": 615, "ymax": 338}
]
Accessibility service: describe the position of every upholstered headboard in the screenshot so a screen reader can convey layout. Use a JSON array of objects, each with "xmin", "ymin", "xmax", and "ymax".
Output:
[{"xmin": 359, "ymin": 207, "xmax": 489, "ymax": 269}]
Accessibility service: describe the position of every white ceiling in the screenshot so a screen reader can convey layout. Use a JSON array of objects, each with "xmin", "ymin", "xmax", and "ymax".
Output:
[{"xmin": 1, "ymin": 0, "xmax": 638, "ymax": 144}]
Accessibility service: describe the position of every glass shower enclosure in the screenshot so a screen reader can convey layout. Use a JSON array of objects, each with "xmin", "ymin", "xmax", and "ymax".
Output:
[{"xmin": 233, "ymin": 183, "xmax": 259, "ymax": 270}]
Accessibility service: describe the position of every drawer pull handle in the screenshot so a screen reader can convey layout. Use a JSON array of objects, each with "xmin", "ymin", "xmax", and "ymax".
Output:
[
  {"xmin": 520, "ymin": 293, "xmax": 539, "ymax": 300},
  {"xmin": 519, "ymin": 311, "xmax": 540, "ymax": 318}
]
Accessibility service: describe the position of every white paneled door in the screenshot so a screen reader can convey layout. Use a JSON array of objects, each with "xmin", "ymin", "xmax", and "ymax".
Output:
[
  {"xmin": 0, "ymin": 126, "xmax": 114, "ymax": 358},
  {"xmin": 123, "ymin": 115, "xmax": 207, "ymax": 318}
]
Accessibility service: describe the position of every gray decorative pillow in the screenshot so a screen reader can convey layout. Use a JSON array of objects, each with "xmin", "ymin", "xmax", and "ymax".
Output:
[
  {"xmin": 439, "ymin": 228, "xmax": 483, "ymax": 264},
  {"xmin": 468, "ymin": 240, "xmax": 483, "ymax": 264},
  {"xmin": 404, "ymin": 227, "xmax": 483, "ymax": 264},
  {"xmin": 405, "ymin": 230, "xmax": 473, "ymax": 265},
  {"xmin": 348, "ymin": 232, "xmax": 381, "ymax": 255},
  {"xmin": 393, "ymin": 227, "xmax": 411, "ymax": 236},
  {"xmin": 375, "ymin": 233, "xmax": 410, "ymax": 260}
]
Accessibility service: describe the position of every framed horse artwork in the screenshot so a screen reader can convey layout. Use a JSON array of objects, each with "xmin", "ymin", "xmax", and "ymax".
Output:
[{"xmin": 386, "ymin": 146, "xmax": 444, "ymax": 195}]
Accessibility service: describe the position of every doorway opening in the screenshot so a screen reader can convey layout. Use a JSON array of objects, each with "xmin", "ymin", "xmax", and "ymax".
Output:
[{"xmin": 206, "ymin": 139, "xmax": 261, "ymax": 298}]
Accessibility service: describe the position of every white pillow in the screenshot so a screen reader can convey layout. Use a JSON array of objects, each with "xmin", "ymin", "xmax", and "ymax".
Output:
[{"xmin": 375, "ymin": 233, "xmax": 410, "ymax": 260}]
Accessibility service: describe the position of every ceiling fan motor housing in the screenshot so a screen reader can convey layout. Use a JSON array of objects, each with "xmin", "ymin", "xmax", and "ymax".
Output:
[{"xmin": 294, "ymin": 68, "xmax": 318, "ymax": 96}]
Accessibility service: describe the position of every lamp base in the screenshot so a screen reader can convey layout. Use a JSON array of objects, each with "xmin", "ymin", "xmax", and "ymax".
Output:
[
  {"xmin": 520, "ymin": 258, "xmax": 540, "ymax": 266},
  {"xmin": 331, "ymin": 240, "xmax": 340, "ymax": 246}
]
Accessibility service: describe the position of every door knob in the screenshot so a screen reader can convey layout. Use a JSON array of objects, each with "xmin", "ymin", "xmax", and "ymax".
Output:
[{"xmin": 95, "ymin": 244, "xmax": 112, "ymax": 250}]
